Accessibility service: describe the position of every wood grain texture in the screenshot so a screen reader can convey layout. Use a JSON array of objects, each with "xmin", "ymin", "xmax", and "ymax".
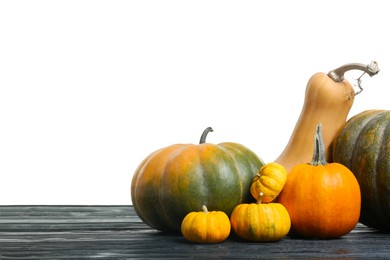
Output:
[{"xmin": 0, "ymin": 206, "xmax": 389, "ymax": 259}]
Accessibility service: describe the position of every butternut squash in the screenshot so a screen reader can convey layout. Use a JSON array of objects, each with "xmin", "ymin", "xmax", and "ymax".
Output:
[{"xmin": 275, "ymin": 61, "xmax": 379, "ymax": 172}]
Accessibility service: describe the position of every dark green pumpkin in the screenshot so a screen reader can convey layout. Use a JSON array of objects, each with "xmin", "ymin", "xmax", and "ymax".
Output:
[
  {"xmin": 131, "ymin": 127, "xmax": 264, "ymax": 232},
  {"xmin": 332, "ymin": 110, "xmax": 390, "ymax": 231}
]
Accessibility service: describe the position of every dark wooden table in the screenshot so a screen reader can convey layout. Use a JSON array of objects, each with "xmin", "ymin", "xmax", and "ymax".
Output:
[{"xmin": 0, "ymin": 206, "xmax": 389, "ymax": 259}]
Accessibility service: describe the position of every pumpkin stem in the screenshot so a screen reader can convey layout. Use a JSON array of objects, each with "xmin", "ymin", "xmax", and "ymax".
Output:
[
  {"xmin": 327, "ymin": 61, "xmax": 379, "ymax": 96},
  {"xmin": 199, "ymin": 127, "xmax": 213, "ymax": 144},
  {"xmin": 201, "ymin": 205, "xmax": 209, "ymax": 214},
  {"xmin": 257, "ymin": 192, "xmax": 264, "ymax": 204},
  {"xmin": 310, "ymin": 124, "xmax": 327, "ymax": 166}
]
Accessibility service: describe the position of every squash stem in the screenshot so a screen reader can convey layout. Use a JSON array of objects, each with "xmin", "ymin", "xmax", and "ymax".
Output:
[
  {"xmin": 310, "ymin": 124, "xmax": 327, "ymax": 166},
  {"xmin": 328, "ymin": 61, "xmax": 379, "ymax": 82},
  {"xmin": 199, "ymin": 127, "xmax": 213, "ymax": 144},
  {"xmin": 327, "ymin": 61, "xmax": 379, "ymax": 96},
  {"xmin": 202, "ymin": 205, "xmax": 209, "ymax": 214},
  {"xmin": 257, "ymin": 192, "xmax": 264, "ymax": 204}
]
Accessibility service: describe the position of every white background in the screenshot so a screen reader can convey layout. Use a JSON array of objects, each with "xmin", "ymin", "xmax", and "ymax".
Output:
[{"xmin": 1, "ymin": 1, "xmax": 389, "ymax": 205}]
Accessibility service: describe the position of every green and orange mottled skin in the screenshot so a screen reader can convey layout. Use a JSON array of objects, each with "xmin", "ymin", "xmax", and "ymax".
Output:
[
  {"xmin": 230, "ymin": 195, "xmax": 291, "ymax": 242},
  {"xmin": 332, "ymin": 110, "xmax": 390, "ymax": 231},
  {"xmin": 131, "ymin": 128, "xmax": 264, "ymax": 232}
]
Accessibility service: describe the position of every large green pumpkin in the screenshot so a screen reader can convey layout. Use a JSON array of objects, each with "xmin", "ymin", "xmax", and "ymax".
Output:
[
  {"xmin": 332, "ymin": 110, "xmax": 390, "ymax": 231},
  {"xmin": 131, "ymin": 127, "xmax": 264, "ymax": 232}
]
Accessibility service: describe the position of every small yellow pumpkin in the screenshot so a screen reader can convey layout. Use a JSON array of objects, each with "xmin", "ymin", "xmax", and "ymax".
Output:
[
  {"xmin": 230, "ymin": 192, "xmax": 291, "ymax": 242},
  {"xmin": 250, "ymin": 162, "xmax": 287, "ymax": 202},
  {"xmin": 181, "ymin": 205, "xmax": 231, "ymax": 243}
]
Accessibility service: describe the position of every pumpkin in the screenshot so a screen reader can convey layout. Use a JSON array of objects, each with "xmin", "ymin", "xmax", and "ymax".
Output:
[
  {"xmin": 250, "ymin": 162, "xmax": 287, "ymax": 202},
  {"xmin": 131, "ymin": 127, "xmax": 264, "ymax": 232},
  {"xmin": 275, "ymin": 61, "xmax": 379, "ymax": 172},
  {"xmin": 332, "ymin": 110, "xmax": 390, "ymax": 231},
  {"xmin": 181, "ymin": 205, "xmax": 231, "ymax": 243},
  {"xmin": 230, "ymin": 192, "xmax": 291, "ymax": 242},
  {"xmin": 278, "ymin": 124, "xmax": 361, "ymax": 239}
]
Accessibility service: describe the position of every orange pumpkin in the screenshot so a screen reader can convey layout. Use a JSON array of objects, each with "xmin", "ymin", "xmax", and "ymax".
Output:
[
  {"xmin": 230, "ymin": 192, "xmax": 291, "ymax": 242},
  {"xmin": 181, "ymin": 205, "xmax": 231, "ymax": 243},
  {"xmin": 278, "ymin": 124, "xmax": 361, "ymax": 239},
  {"xmin": 250, "ymin": 162, "xmax": 287, "ymax": 202}
]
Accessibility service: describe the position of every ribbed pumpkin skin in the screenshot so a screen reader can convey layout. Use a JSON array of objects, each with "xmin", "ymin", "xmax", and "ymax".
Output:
[
  {"xmin": 230, "ymin": 202, "xmax": 291, "ymax": 242},
  {"xmin": 131, "ymin": 142, "xmax": 264, "ymax": 232},
  {"xmin": 332, "ymin": 110, "xmax": 390, "ymax": 231},
  {"xmin": 250, "ymin": 162, "xmax": 287, "ymax": 202},
  {"xmin": 181, "ymin": 206, "xmax": 231, "ymax": 243}
]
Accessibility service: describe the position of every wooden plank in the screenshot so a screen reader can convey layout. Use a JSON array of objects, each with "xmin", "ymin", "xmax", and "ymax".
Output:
[
  {"xmin": 0, "ymin": 206, "xmax": 389, "ymax": 259},
  {"xmin": 0, "ymin": 206, "xmax": 145, "ymax": 232}
]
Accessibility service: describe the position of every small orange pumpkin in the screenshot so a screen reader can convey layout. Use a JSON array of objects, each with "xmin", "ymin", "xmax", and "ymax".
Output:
[
  {"xmin": 230, "ymin": 192, "xmax": 291, "ymax": 242},
  {"xmin": 278, "ymin": 124, "xmax": 361, "ymax": 239},
  {"xmin": 250, "ymin": 162, "xmax": 287, "ymax": 202},
  {"xmin": 181, "ymin": 205, "xmax": 231, "ymax": 243}
]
